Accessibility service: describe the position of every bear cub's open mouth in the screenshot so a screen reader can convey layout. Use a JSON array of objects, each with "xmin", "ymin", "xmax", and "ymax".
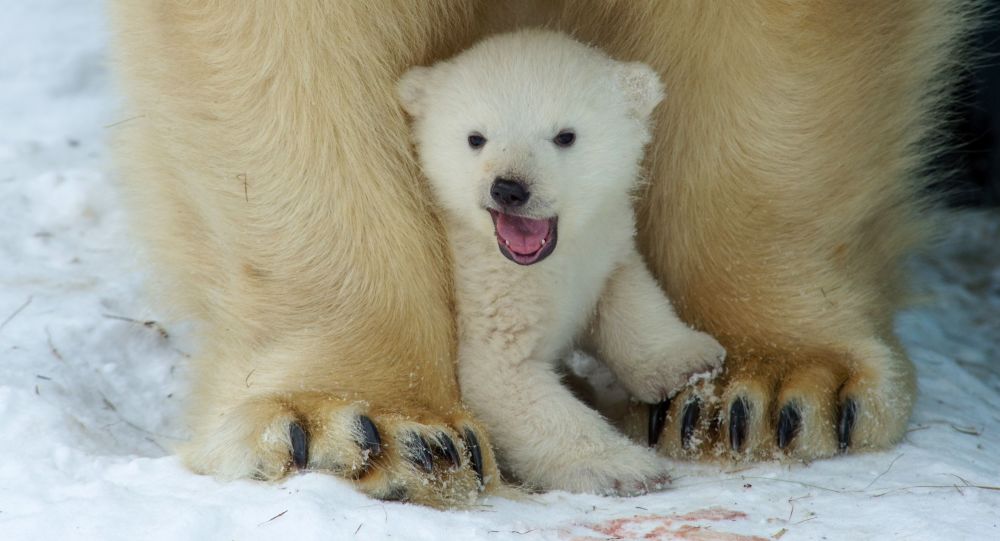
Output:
[{"xmin": 488, "ymin": 209, "xmax": 558, "ymax": 265}]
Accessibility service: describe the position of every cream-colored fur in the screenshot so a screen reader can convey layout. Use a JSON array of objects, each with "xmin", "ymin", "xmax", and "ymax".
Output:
[
  {"xmin": 107, "ymin": 1, "xmax": 498, "ymax": 507},
  {"xmin": 399, "ymin": 31, "xmax": 724, "ymax": 494},
  {"xmin": 108, "ymin": 0, "xmax": 972, "ymax": 507}
]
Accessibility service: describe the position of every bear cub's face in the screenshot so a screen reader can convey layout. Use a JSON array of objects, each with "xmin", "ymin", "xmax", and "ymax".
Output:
[{"xmin": 400, "ymin": 31, "xmax": 663, "ymax": 265}]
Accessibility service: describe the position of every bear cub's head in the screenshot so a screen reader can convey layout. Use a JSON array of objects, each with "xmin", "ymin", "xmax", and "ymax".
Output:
[{"xmin": 399, "ymin": 30, "xmax": 664, "ymax": 266}]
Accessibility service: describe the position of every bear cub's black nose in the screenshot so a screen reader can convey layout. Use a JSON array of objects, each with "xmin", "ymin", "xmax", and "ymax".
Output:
[{"xmin": 491, "ymin": 178, "xmax": 530, "ymax": 207}]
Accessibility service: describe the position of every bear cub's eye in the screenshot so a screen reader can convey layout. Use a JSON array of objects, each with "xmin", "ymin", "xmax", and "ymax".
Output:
[
  {"xmin": 468, "ymin": 132, "xmax": 487, "ymax": 149},
  {"xmin": 553, "ymin": 130, "xmax": 575, "ymax": 148}
]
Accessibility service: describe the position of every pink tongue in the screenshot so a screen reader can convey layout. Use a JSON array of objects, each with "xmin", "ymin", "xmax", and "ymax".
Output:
[{"xmin": 495, "ymin": 213, "xmax": 550, "ymax": 255}]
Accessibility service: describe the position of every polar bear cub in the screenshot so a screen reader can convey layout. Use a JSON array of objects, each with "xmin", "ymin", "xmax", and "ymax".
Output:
[{"xmin": 399, "ymin": 30, "xmax": 725, "ymax": 495}]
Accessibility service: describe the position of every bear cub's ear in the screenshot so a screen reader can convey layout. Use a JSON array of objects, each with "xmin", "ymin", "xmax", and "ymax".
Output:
[
  {"xmin": 613, "ymin": 62, "xmax": 665, "ymax": 121},
  {"xmin": 398, "ymin": 66, "xmax": 433, "ymax": 118}
]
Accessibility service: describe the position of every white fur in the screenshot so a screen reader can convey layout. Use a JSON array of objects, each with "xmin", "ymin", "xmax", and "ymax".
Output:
[{"xmin": 400, "ymin": 30, "xmax": 725, "ymax": 494}]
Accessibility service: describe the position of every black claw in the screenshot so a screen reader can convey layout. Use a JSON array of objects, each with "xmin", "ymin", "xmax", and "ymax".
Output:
[
  {"xmin": 838, "ymin": 398, "xmax": 857, "ymax": 452},
  {"xmin": 729, "ymin": 398, "xmax": 749, "ymax": 452},
  {"xmin": 680, "ymin": 398, "xmax": 701, "ymax": 450},
  {"xmin": 289, "ymin": 421, "xmax": 309, "ymax": 469},
  {"xmin": 355, "ymin": 415, "xmax": 382, "ymax": 458},
  {"xmin": 776, "ymin": 404, "xmax": 801, "ymax": 450},
  {"xmin": 405, "ymin": 433, "xmax": 434, "ymax": 473},
  {"xmin": 433, "ymin": 432, "xmax": 462, "ymax": 469},
  {"xmin": 463, "ymin": 428, "xmax": 484, "ymax": 485},
  {"xmin": 649, "ymin": 399, "xmax": 671, "ymax": 447}
]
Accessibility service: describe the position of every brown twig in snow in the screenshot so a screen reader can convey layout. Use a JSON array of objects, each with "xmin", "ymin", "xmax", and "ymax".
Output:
[
  {"xmin": 258, "ymin": 510, "xmax": 288, "ymax": 526},
  {"xmin": 45, "ymin": 327, "xmax": 64, "ymax": 361},
  {"xmin": 0, "ymin": 296, "xmax": 33, "ymax": 334},
  {"xmin": 865, "ymin": 453, "xmax": 904, "ymax": 490},
  {"xmin": 102, "ymin": 313, "xmax": 170, "ymax": 340}
]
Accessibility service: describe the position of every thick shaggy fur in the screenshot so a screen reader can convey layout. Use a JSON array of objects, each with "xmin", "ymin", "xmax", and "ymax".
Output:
[
  {"xmin": 400, "ymin": 31, "xmax": 725, "ymax": 494},
  {"xmin": 109, "ymin": 1, "xmax": 971, "ymax": 506}
]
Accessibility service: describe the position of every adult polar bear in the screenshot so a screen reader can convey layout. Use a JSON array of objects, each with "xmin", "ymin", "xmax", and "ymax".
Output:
[{"xmin": 109, "ymin": 1, "xmax": 969, "ymax": 506}]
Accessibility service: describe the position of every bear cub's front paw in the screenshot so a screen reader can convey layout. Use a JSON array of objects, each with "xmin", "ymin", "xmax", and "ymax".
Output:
[{"xmin": 620, "ymin": 330, "xmax": 726, "ymax": 403}]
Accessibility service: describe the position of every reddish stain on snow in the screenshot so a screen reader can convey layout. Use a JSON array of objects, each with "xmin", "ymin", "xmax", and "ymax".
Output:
[{"xmin": 571, "ymin": 507, "xmax": 766, "ymax": 541}]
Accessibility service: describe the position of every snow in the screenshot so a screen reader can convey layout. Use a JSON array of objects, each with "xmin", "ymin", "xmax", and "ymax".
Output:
[{"xmin": 1, "ymin": 2, "xmax": 997, "ymax": 540}]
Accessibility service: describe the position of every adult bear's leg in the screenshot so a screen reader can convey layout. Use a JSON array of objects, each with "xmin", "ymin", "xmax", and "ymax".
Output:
[
  {"xmin": 108, "ymin": 1, "xmax": 497, "ymax": 505},
  {"xmin": 555, "ymin": 1, "xmax": 971, "ymax": 459}
]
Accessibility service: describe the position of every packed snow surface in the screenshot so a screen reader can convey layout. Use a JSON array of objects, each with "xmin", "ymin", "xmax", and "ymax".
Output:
[{"xmin": 1, "ymin": 2, "xmax": 997, "ymax": 540}]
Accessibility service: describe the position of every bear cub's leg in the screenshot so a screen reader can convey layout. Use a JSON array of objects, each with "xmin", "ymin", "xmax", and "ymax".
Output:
[
  {"xmin": 458, "ymin": 341, "xmax": 671, "ymax": 496},
  {"xmin": 586, "ymin": 250, "xmax": 726, "ymax": 404}
]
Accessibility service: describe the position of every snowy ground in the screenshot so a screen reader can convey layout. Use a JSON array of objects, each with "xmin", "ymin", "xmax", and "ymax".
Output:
[{"xmin": 1, "ymin": 2, "xmax": 998, "ymax": 540}]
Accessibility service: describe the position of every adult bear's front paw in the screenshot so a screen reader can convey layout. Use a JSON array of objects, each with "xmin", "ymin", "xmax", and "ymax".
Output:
[
  {"xmin": 638, "ymin": 337, "xmax": 915, "ymax": 461},
  {"xmin": 179, "ymin": 393, "xmax": 498, "ymax": 507}
]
